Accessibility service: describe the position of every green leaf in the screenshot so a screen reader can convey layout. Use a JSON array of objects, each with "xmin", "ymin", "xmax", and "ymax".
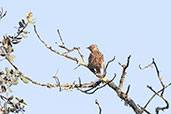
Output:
[{"xmin": 20, "ymin": 77, "xmax": 29, "ymax": 84}]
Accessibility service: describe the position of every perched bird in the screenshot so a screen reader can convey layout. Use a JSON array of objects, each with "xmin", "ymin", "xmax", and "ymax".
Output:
[{"xmin": 87, "ymin": 44, "xmax": 104, "ymax": 76}]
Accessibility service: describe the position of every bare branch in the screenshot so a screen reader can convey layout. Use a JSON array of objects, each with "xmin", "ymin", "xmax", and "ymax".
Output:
[
  {"xmin": 137, "ymin": 104, "xmax": 151, "ymax": 114},
  {"xmin": 140, "ymin": 59, "xmax": 170, "ymax": 113},
  {"xmin": 147, "ymin": 85, "xmax": 169, "ymax": 114},
  {"xmin": 34, "ymin": 25, "xmax": 87, "ymax": 67},
  {"xmin": 140, "ymin": 59, "xmax": 166, "ymax": 96},
  {"xmin": 57, "ymin": 29, "xmax": 64, "ymax": 45},
  {"xmin": 125, "ymin": 84, "xmax": 130, "ymax": 96},
  {"xmin": 56, "ymin": 30, "xmax": 86, "ymax": 64},
  {"xmin": 139, "ymin": 62, "xmax": 153, "ymax": 70},
  {"xmin": 79, "ymin": 74, "xmax": 116, "ymax": 94},
  {"xmin": 103, "ymin": 56, "xmax": 115, "ymax": 77},
  {"xmin": 77, "ymin": 47, "xmax": 86, "ymax": 63},
  {"xmin": 95, "ymin": 99, "xmax": 102, "ymax": 114},
  {"xmin": 119, "ymin": 55, "xmax": 131, "ymax": 90},
  {"xmin": 0, "ymin": 8, "xmax": 7, "ymax": 21},
  {"xmin": 53, "ymin": 76, "xmax": 62, "ymax": 91},
  {"xmin": 103, "ymin": 77, "xmax": 142, "ymax": 114},
  {"xmin": 4, "ymin": 54, "xmax": 101, "ymax": 90},
  {"xmin": 152, "ymin": 58, "xmax": 165, "ymax": 96},
  {"xmin": 144, "ymin": 83, "xmax": 171, "ymax": 110}
]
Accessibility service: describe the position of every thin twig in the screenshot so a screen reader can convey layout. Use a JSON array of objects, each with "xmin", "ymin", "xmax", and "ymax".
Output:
[
  {"xmin": 53, "ymin": 76, "xmax": 62, "ymax": 91},
  {"xmin": 77, "ymin": 47, "xmax": 86, "ymax": 63},
  {"xmin": 125, "ymin": 84, "xmax": 130, "ymax": 95},
  {"xmin": 57, "ymin": 29, "xmax": 64, "ymax": 45},
  {"xmin": 143, "ymin": 83, "xmax": 171, "ymax": 110},
  {"xmin": 103, "ymin": 56, "xmax": 115, "ymax": 77},
  {"xmin": 139, "ymin": 62, "xmax": 153, "ymax": 70},
  {"xmin": 137, "ymin": 104, "xmax": 151, "ymax": 114},
  {"xmin": 79, "ymin": 74, "xmax": 116, "ymax": 94},
  {"xmin": 34, "ymin": 25, "xmax": 87, "ymax": 67},
  {"xmin": 56, "ymin": 30, "xmax": 86, "ymax": 64},
  {"xmin": 34, "ymin": 25, "xmax": 87, "ymax": 66},
  {"xmin": 152, "ymin": 58, "xmax": 165, "ymax": 96},
  {"xmin": 140, "ymin": 59, "xmax": 170, "ymax": 113},
  {"xmin": 78, "ymin": 77, "xmax": 82, "ymax": 87},
  {"xmin": 147, "ymin": 85, "xmax": 169, "ymax": 114},
  {"xmin": 95, "ymin": 99, "xmax": 102, "ymax": 114},
  {"xmin": 0, "ymin": 8, "xmax": 7, "ymax": 21},
  {"xmin": 119, "ymin": 55, "xmax": 131, "ymax": 90}
]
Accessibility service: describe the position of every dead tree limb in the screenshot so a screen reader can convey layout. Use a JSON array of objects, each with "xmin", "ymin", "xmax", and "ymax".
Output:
[
  {"xmin": 147, "ymin": 85, "xmax": 169, "ymax": 114},
  {"xmin": 102, "ymin": 78, "xmax": 142, "ymax": 114},
  {"xmin": 119, "ymin": 55, "xmax": 131, "ymax": 90},
  {"xmin": 95, "ymin": 99, "xmax": 102, "ymax": 114},
  {"xmin": 140, "ymin": 59, "xmax": 170, "ymax": 114},
  {"xmin": 144, "ymin": 83, "xmax": 171, "ymax": 110},
  {"xmin": 78, "ymin": 74, "xmax": 116, "ymax": 94},
  {"xmin": 152, "ymin": 58, "xmax": 165, "ymax": 96},
  {"xmin": 34, "ymin": 25, "xmax": 87, "ymax": 67}
]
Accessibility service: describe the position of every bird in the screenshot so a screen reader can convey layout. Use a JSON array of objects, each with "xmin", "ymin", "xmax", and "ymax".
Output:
[{"xmin": 87, "ymin": 44, "xmax": 104, "ymax": 77}]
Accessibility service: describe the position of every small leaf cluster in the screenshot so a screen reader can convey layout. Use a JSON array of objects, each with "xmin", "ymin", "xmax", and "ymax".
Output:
[
  {"xmin": 0, "ymin": 11, "xmax": 34, "ymax": 114},
  {"xmin": 0, "ymin": 68, "xmax": 27, "ymax": 114},
  {"xmin": 0, "ymin": 19, "xmax": 29, "ymax": 64}
]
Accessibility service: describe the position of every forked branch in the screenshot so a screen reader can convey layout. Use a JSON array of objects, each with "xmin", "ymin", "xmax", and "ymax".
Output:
[
  {"xmin": 139, "ymin": 58, "xmax": 170, "ymax": 114},
  {"xmin": 34, "ymin": 25, "xmax": 87, "ymax": 67},
  {"xmin": 119, "ymin": 55, "xmax": 131, "ymax": 90},
  {"xmin": 147, "ymin": 85, "xmax": 169, "ymax": 114}
]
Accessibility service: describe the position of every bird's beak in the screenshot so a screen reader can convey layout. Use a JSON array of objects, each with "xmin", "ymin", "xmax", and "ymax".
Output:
[{"xmin": 86, "ymin": 47, "xmax": 89, "ymax": 49}]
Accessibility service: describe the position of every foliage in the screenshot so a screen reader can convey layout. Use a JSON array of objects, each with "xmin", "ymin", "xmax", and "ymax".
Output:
[{"xmin": 0, "ymin": 9, "xmax": 33, "ymax": 114}]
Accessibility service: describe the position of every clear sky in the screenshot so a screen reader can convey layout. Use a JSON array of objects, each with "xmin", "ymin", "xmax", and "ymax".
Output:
[{"xmin": 0, "ymin": 0, "xmax": 171, "ymax": 114}]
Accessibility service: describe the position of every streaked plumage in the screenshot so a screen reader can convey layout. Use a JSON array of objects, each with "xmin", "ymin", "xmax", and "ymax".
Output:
[{"xmin": 87, "ymin": 44, "xmax": 104, "ymax": 74}]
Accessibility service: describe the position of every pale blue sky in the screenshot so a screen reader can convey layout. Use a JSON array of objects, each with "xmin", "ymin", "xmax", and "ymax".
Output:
[{"xmin": 0, "ymin": 0, "xmax": 171, "ymax": 114}]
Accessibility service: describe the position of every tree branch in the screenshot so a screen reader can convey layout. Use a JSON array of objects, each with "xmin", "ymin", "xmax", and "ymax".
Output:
[
  {"xmin": 119, "ymin": 55, "xmax": 131, "ymax": 90},
  {"xmin": 0, "ymin": 8, "xmax": 7, "ymax": 21},
  {"xmin": 102, "ymin": 78, "xmax": 142, "ymax": 114},
  {"xmin": 139, "ymin": 59, "xmax": 170, "ymax": 114},
  {"xmin": 103, "ymin": 56, "xmax": 115, "ymax": 77},
  {"xmin": 95, "ymin": 99, "xmax": 102, "ymax": 114},
  {"xmin": 78, "ymin": 74, "xmax": 116, "ymax": 94},
  {"xmin": 147, "ymin": 85, "xmax": 169, "ymax": 114},
  {"xmin": 143, "ymin": 83, "xmax": 171, "ymax": 110},
  {"xmin": 34, "ymin": 25, "xmax": 87, "ymax": 67},
  {"xmin": 152, "ymin": 58, "xmax": 165, "ymax": 96}
]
